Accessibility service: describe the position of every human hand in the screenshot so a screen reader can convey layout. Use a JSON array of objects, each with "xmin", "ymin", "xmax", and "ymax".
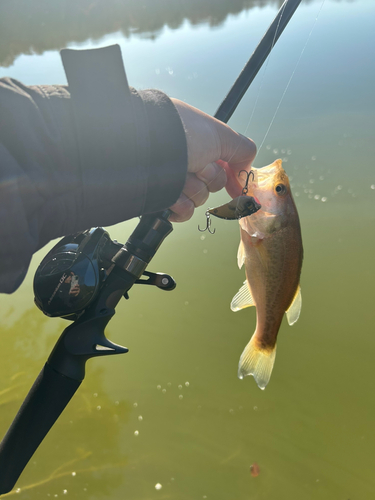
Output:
[{"xmin": 169, "ymin": 99, "xmax": 256, "ymax": 222}]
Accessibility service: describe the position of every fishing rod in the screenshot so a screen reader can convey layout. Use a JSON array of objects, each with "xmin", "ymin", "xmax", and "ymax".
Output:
[{"xmin": 0, "ymin": 0, "xmax": 302, "ymax": 493}]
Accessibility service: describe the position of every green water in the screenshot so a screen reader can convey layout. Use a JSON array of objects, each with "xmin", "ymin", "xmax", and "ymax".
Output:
[{"xmin": 1, "ymin": 0, "xmax": 374, "ymax": 498}]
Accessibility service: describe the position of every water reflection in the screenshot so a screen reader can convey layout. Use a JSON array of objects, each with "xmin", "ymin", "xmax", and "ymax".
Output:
[
  {"xmin": 0, "ymin": 0, "xmax": 346, "ymax": 68},
  {"xmin": 0, "ymin": 308, "xmax": 129, "ymax": 498}
]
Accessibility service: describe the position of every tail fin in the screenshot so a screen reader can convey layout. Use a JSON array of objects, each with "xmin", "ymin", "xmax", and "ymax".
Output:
[{"xmin": 238, "ymin": 334, "xmax": 276, "ymax": 390}]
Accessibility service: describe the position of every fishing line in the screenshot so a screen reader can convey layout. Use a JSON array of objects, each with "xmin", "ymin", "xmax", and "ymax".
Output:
[
  {"xmin": 195, "ymin": 0, "xmax": 289, "ymax": 193},
  {"xmin": 240, "ymin": 0, "xmax": 288, "ymax": 140},
  {"xmin": 217, "ymin": 0, "xmax": 326, "ymax": 179},
  {"xmin": 256, "ymin": 0, "xmax": 326, "ymax": 154},
  {"xmin": 209, "ymin": 0, "xmax": 289, "ymax": 188}
]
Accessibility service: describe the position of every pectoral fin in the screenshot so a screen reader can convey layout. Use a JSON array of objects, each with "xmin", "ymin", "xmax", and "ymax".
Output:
[
  {"xmin": 237, "ymin": 240, "xmax": 245, "ymax": 269},
  {"xmin": 286, "ymin": 285, "xmax": 302, "ymax": 326},
  {"xmin": 231, "ymin": 282, "xmax": 255, "ymax": 312}
]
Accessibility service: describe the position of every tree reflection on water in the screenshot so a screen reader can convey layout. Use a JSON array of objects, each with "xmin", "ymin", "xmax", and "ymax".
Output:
[{"xmin": 0, "ymin": 0, "xmax": 326, "ymax": 67}]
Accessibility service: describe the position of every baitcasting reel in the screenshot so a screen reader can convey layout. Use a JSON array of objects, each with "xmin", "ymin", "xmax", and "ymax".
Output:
[
  {"xmin": 34, "ymin": 225, "xmax": 176, "ymax": 322},
  {"xmin": 34, "ymin": 227, "xmax": 111, "ymax": 321}
]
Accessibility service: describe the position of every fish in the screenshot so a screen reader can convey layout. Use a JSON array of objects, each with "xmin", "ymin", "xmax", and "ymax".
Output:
[{"xmin": 230, "ymin": 159, "xmax": 303, "ymax": 390}]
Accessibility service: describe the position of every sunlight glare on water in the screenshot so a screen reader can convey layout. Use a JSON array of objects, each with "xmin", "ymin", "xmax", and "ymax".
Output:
[{"xmin": 0, "ymin": 1, "xmax": 374, "ymax": 499}]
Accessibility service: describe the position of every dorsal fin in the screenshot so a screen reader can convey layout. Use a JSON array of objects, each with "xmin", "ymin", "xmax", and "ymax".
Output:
[
  {"xmin": 286, "ymin": 285, "xmax": 302, "ymax": 325},
  {"xmin": 231, "ymin": 282, "xmax": 255, "ymax": 312}
]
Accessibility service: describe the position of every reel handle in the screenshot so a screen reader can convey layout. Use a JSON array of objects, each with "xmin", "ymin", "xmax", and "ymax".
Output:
[{"xmin": 0, "ymin": 363, "xmax": 81, "ymax": 494}]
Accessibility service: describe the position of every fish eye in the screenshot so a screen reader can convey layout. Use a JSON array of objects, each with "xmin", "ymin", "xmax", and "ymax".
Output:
[{"xmin": 275, "ymin": 184, "xmax": 287, "ymax": 195}]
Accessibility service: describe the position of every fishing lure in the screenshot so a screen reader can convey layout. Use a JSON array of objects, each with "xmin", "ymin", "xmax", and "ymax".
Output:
[{"xmin": 198, "ymin": 169, "xmax": 261, "ymax": 233}]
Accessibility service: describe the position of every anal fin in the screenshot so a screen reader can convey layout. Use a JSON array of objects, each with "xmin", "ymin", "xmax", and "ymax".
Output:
[
  {"xmin": 286, "ymin": 285, "xmax": 302, "ymax": 326},
  {"xmin": 231, "ymin": 281, "xmax": 254, "ymax": 312}
]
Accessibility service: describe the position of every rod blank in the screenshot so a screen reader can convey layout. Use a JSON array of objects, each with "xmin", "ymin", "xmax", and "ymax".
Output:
[{"xmin": 214, "ymin": 0, "xmax": 303, "ymax": 124}]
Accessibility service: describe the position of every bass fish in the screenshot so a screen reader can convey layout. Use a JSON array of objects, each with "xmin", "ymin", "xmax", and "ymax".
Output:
[{"xmin": 231, "ymin": 159, "xmax": 303, "ymax": 390}]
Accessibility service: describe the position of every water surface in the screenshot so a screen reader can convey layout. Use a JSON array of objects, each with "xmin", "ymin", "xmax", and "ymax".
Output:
[{"xmin": 0, "ymin": 1, "xmax": 374, "ymax": 498}]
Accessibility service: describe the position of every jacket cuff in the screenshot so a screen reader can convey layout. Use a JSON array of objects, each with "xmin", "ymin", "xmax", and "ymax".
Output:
[
  {"xmin": 137, "ymin": 89, "xmax": 187, "ymax": 214},
  {"xmin": 61, "ymin": 45, "xmax": 187, "ymax": 229}
]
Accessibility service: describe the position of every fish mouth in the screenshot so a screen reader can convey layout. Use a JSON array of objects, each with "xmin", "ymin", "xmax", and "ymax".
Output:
[{"xmin": 253, "ymin": 195, "xmax": 261, "ymax": 206}]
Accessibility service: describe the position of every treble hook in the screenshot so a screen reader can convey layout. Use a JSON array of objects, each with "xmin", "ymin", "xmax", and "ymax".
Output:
[
  {"xmin": 238, "ymin": 169, "xmax": 255, "ymax": 195},
  {"xmin": 198, "ymin": 210, "xmax": 216, "ymax": 234}
]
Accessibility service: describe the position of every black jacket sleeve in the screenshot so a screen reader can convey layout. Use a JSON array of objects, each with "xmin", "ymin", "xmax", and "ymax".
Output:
[{"xmin": 0, "ymin": 45, "xmax": 187, "ymax": 294}]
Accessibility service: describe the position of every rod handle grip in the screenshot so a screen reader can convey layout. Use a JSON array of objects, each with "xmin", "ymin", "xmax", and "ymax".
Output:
[{"xmin": 0, "ymin": 363, "xmax": 81, "ymax": 494}]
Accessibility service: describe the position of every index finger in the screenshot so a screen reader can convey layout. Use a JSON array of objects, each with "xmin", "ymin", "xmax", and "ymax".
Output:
[
  {"xmin": 217, "ymin": 126, "xmax": 257, "ymax": 169},
  {"xmin": 214, "ymin": 123, "xmax": 256, "ymax": 198}
]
